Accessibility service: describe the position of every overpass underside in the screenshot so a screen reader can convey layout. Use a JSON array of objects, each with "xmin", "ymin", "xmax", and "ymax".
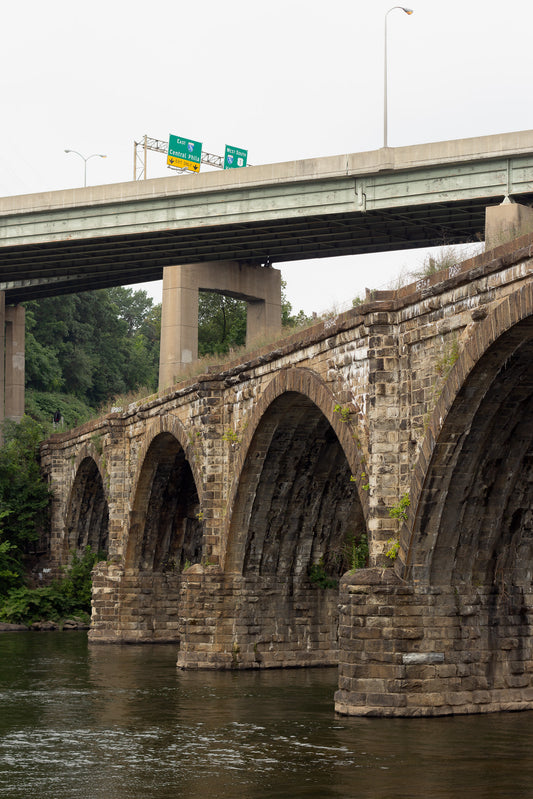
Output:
[
  {"xmin": 2, "ymin": 131, "xmax": 533, "ymax": 301},
  {"xmin": 0, "ymin": 199, "xmax": 503, "ymax": 301}
]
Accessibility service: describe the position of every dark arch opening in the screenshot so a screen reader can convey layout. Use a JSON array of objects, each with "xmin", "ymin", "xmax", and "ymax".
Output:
[
  {"xmin": 66, "ymin": 457, "xmax": 109, "ymax": 557},
  {"xmin": 221, "ymin": 391, "xmax": 366, "ymax": 667},
  {"xmin": 401, "ymin": 327, "xmax": 533, "ymax": 694},
  {"xmin": 430, "ymin": 335, "xmax": 533, "ymax": 590},
  {"xmin": 131, "ymin": 433, "xmax": 203, "ymax": 572},
  {"xmin": 232, "ymin": 391, "xmax": 366, "ymax": 583}
]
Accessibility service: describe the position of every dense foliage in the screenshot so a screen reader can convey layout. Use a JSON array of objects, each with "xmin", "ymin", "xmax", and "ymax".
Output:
[
  {"xmin": 0, "ymin": 547, "xmax": 103, "ymax": 625},
  {"xmin": 0, "ymin": 415, "xmax": 103, "ymax": 625},
  {"xmin": 25, "ymin": 286, "xmax": 161, "ymax": 424},
  {"xmin": 24, "ymin": 282, "xmax": 310, "ymax": 421},
  {"xmin": 0, "ymin": 416, "xmax": 51, "ymax": 595},
  {"xmin": 198, "ymin": 293, "xmax": 247, "ymax": 356},
  {"xmin": 198, "ymin": 280, "xmax": 311, "ymax": 357}
]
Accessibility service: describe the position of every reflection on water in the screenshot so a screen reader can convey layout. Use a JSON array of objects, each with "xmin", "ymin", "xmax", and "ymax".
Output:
[{"xmin": 1, "ymin": 632, "xmax": 532, "ymax": 799}]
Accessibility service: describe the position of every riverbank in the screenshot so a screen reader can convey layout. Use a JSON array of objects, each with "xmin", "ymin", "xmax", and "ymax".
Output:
[{"xmin": 0, "ymin": 618, "xmax": 90, "ymax": 632}]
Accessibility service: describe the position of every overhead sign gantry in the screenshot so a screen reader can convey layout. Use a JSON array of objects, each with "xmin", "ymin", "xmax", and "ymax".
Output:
[{"xmin": 133, "ymin": 134, "xmax": 249, "ymax": 179}]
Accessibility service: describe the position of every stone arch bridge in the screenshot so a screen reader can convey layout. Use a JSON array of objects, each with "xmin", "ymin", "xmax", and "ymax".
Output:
[{"xmin": 41, "ymin": 236, "xmax": 533, "ymax": 717}]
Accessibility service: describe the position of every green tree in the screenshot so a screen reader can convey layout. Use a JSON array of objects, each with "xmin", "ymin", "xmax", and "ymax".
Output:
[
  {"xmin": 25, "ymin": 307, "xmax": 64, "ymax": 392},
  {"xmin": 24, "ymin": 281, "xmax": 310, "ymax": 417},
  {"xmin": 0, "ymin": 416, "xmax": 51, "ymax": 595},
  {"xmin": 119, "ymin": 298, "xmax": 161, "ymax": 391},
  {"xmin": 107, "ymin": 286, "xmax": 154, "ymax": 335},
  {"xmin": 198, "ymin": 292, "xmax": 247, "ymax": 356},
  {"xmin": 197, "ymin": 280, "xmax": 312, "ymax": 357},
  {"xmin": 0, "ymin": 539, "xmax": 22, "ymax": 596},
  {"xmin": 25, "ymin": 287, "xmax": 160, "ymax": 411}
]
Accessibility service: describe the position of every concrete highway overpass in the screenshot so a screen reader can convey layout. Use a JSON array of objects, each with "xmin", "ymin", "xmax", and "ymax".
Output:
[{"xmin": 1, "ymin": 130, "xmax": 533, "ymax": 302}]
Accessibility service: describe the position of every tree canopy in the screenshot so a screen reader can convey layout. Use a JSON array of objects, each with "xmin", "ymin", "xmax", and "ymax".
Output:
[
  {"xmin": 198, "ymin": 293, "xmax": 247, "ymax": 356},
  {"xmin": 0, "ymin": 416, "xmax": 51, "ymax": 594},
  {"xmin": 24, "ymin": 287, "xmax": 161, "ymax": 425}
]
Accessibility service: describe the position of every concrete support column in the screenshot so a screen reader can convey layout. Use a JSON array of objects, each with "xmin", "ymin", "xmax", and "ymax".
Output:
[
  {"xmin": 485, "ymin": 201, "xmax": 533, "ymax": 251},
  {"xmin": 159, "ymin": 261, "xmax": 281, "ymax": 392},
  {"xmin": 246, "ymin": 295, "xmax": 283, "ymax": 348},
  {"xmin": 159, "ymin": 264, "xmax": 200, "ymax": 389},
  {"xmin": 5, "ymin": 304, "xmax": 25, "ymax": 422}
]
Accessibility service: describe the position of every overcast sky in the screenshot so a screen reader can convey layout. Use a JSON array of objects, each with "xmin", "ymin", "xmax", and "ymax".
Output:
[{"xmin": 1, "ymin": 0, "xmax": 531, "ymax": 314}]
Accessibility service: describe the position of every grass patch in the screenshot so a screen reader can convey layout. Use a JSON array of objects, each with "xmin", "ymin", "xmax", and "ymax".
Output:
[{"xmin": 25, "ymin": 390, "xmax": 97, "ymax": 434}]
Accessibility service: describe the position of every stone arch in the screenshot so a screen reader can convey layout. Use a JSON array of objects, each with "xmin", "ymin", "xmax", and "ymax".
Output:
[
  {"xmin": 224, "ymin": 367, "xmax": 368, "ymax": 577},
  {"xmin": 63, "ymin": 452, "xmax": 109, "ymax": 561},
  {"xmin": 399, "ymin": 282, "xmax": 533, "ymax": 589},
  {"xmin": 128, "ymin": 414, "xmax": 204, "ymax": 510},
  {"xmin": 125, "ymin": 416, "xmax": 204, "ymax": 572}
]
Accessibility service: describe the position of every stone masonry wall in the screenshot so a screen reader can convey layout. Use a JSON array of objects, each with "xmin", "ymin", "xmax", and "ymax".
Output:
[{"xmin": 90, "ymin": 567, "xmax": 183, "ymax": 643}]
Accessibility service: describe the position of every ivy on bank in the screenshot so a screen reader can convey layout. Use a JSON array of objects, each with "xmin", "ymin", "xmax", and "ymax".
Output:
[{"xmin": 0, "ymin": 547, "xmax": 105, "ymax": 626}]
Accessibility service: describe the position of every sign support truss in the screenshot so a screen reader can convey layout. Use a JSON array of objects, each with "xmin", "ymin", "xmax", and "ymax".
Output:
[{"xmin": 133, "ymin": 135, "xmax": 225, "ymax": 180}]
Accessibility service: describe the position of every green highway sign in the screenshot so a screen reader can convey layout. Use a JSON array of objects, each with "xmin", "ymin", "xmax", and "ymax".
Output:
[
  {"xmin": 224, "ymin": 145, "xmax": 248, "ymax": 169},
  {"xmin": 167, "ymin": 134, "xmax": 202, "ymax": 173}
]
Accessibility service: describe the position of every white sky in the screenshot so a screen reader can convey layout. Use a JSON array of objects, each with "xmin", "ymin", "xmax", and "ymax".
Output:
[{"xmin": 1, "ymin": 0, "xmax": 532, "ymax": 315}]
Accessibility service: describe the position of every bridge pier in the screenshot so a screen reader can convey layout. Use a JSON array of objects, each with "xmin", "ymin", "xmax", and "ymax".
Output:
[
  {"xmin": 176, "ymin": 568, "xmax": 340, "ymax": 669},
  {"xmin": 336, "ymin": 569, "xmax": 533, "ymax": 717},
  {"xmin": 0, "ymin": 294, "xmax": 25, "ymax": 424},
  {"xmin": 485, "ymin": 200, "xmax": 533, "ymax": 250},
  {"xmin": 158, "ymin": 261, "xmax": 281, "ymax": 392}
]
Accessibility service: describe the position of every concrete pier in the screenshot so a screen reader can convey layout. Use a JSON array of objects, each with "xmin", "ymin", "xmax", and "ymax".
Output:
[{"xmin": 159, "ymin": 261, "xmax": 281, "ymax": 391}]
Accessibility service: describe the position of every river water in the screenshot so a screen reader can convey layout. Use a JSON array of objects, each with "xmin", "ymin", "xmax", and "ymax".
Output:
[{"xmin": 1, "ymin": 632, "xmax": 532, "ymax": 799}]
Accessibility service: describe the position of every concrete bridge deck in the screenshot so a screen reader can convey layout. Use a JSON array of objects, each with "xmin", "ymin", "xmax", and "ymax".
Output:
[
  {"xmin": 2, "ymin": 130, "xmax": 533, "ymax": 301},
  {"xmin": 41, "ymin": 233, "xmax": 533, "ymax": 717}
]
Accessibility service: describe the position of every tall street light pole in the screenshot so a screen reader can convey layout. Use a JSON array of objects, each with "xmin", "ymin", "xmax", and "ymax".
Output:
[
  {"xmin": 64, "ymin": 149, "xmax": 107, "ymax": 187},
  {"xmin": 384, "ymin": 6, "xmax": 413, "ymax": 148}
]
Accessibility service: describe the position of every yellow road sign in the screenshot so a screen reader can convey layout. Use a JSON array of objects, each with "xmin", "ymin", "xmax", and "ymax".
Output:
[{"xmin": 167, "ymin": 155, "xmax": 200, "ymax": 172}]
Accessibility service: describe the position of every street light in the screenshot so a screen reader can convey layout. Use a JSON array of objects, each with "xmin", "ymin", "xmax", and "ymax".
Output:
[
  {"xmin": 384, "ymin": 6, "xmax": 413, "ymax": 148},
  {"xmin": 64, "ymin": 149, "xmax": 107, "ymax": 187}
]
